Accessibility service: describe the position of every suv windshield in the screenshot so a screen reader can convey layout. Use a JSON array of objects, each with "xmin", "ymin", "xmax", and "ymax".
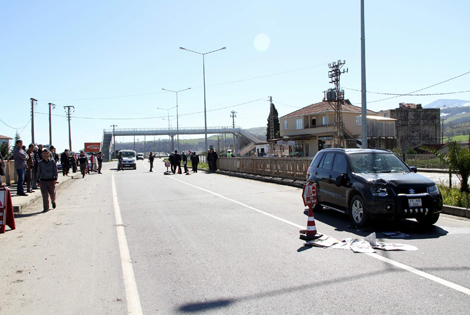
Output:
[
  {"xmin": 121, "ymin": 151, "xmax": 135, "ymax": 158},
  {"xmin": 349, "ymin": 153, "xmax": 410, "ymax": 173}
]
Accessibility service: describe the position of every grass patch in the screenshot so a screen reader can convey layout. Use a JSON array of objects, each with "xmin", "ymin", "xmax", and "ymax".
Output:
[{"xmin": 438, "ymin": 184, "xmax": 470, "ymax": 208}]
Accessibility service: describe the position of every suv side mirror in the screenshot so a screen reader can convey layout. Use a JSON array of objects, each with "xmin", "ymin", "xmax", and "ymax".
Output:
[
  {"xmin": 410, "ymin": 166, "xmax": 418, "ymax": 173},
  {"xmin": 335, "ymin": 174, "xmax": 347, "ymax": 187}
]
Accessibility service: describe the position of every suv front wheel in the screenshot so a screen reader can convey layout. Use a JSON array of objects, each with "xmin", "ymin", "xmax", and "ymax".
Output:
[{"xmin": 350, "ymin": 195, "xmax": 369, "ymax": 227}]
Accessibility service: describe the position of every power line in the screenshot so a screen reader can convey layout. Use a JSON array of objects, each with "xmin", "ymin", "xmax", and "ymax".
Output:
[
  {"xmin": 34, "ymin": 99, "xmax": 263, "ymax": 121},
  {"xmin": 0, "ymin": 118, "xmax": 30, "ymax": 130},
  {"xmin": 344, "ymin": 88, "xmax": 470, "ymax": 97},
  {"xmin": 345, "ymin": 70, "xmax": 470, "ymax": 103},
  {"xmin": 36, "ymin": 64, "xmax": 326, "ymax": 102}
]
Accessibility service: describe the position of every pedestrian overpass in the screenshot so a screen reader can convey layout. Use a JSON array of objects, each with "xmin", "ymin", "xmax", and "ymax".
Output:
[{"xmin": 101, "ymin": 126, "xmax": 263, "ymax": 161}]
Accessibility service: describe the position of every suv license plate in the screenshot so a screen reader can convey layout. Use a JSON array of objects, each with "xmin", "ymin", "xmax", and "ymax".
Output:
[{"xmin": 408, "ymin": 198, "xmax": 422, "ymax": 207}]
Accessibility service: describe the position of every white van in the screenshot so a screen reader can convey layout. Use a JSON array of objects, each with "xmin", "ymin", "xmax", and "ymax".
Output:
[{"xmin": 118, "ymin": 150, "xmax": 137, "ymax": 170}]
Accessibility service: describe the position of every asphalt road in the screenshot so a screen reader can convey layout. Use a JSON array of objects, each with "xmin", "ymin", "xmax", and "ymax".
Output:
[{"xmin": 1, "ymin": 159, "xmax": 469, "ymax": 315}]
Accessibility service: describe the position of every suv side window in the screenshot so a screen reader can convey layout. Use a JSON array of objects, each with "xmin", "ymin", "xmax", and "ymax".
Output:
[
  {"xmin": 332, "ymin": 153, "xmax": 348, "ymax": 173},
  {"xmin": 310, "ymin": 152, "xmax": 324, "ymax": 168},
  {"xmin": 320, "ymin": 153, "xmax": 335, "ymax": 171}
]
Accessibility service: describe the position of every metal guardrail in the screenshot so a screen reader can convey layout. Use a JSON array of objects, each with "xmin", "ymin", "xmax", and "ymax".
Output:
[
  {"xmin": 404, "ymin": 154, "xmax": 448, "ymax": 169},
  {"xmin": 218, "ymin": 157, "xmax": 312, "ymax": 180}
]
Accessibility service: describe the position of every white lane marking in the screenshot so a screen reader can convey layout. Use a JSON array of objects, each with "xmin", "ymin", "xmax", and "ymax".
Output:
[
  {"xmin": 169, "ymin": 176, "xmax": 470, "ymax": 297},
  {"xmin": 112, "ymin": 173, "xmax": 144, "ymax": 315},
  {"xmin": 367, "ymin": 253, "xmax": 470, "ymax": 296},
  {"xmin": 169, "ymin": 176, "xmax": 304, "ymax": 229}
]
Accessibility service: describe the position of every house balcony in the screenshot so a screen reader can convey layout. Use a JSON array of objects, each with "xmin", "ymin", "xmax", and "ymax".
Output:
[{"xmin": 280, "ymin": 123, "xmax": 335, "ymax": 137}]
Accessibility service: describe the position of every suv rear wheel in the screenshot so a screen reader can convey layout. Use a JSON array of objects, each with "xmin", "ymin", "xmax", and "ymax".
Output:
[{"xmin": 350, "ymin": 195, "xmax": 369, "ymax": 227}]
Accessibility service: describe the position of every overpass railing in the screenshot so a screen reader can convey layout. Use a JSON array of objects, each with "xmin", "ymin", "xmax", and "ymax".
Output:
[{"xmin": 217, "ymin": 157, "xmax": 312, "ymax": 180}]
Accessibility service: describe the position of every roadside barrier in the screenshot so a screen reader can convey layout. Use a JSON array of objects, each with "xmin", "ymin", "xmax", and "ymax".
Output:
[{"xmin": 0, "ymin": 186, "xmax": 15, "ymax": 233}]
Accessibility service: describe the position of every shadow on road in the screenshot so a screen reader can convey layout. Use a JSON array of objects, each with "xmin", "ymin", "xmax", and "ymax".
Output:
[
  {"xmin": 304, "ymin": 208, "xmax": 448, "ymax": 239},
  {"xmin": 175, "ymin": 265, "xmax": 467, "ymax": 313}
]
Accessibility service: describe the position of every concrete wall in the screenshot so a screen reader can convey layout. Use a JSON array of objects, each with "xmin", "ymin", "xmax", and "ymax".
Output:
[{"xmin": 381, "ymin": 107, "xmax": 440, "ymax": 151}]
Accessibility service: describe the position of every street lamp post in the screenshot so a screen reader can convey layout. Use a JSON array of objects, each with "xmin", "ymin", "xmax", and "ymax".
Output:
[
  {"xmin": 162, "ymin": 87, "xmax": 191, "ymax": 150},
  {"xmin": 48, "ymin": 103, "xmax": 55, "ymax": 146},
  {"xmin": 180, "ymin": 46, "xmax": 226, "ymax": 151},
  {"xmin": 111, "ymin": 124, "xmax": 118, "ymax": 157},
  {"xmin": 157, "ymin": 106, "xmax": 176, "ymax": 151}
]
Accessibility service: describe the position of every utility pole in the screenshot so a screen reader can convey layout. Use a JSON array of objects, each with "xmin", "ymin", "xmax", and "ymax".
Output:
[
  {"xmin": 144, "ymin": 135, "xmax": 147, "ymax": 156},
  {"xmin": 360, "ymin": 0, "xmax": 368, "ymax": 149},
  {"xmin": 324, "ymin": 60, "xmax": 347, "ymax": 148},
  {"xmin": 30, "ymin": 98, "xmax": 37, "ymax": 144},
  {"xmin": 111, "ymin": 124, "xmax": 118, "ymax": 157},
  {"xmin": 64, "ymin": 106, "xmax": 75, "ymax": 150},
  {"xmin": 48, "ymin": 103, "xmax": 55, "ymax": 146},
  {"xmin": 231, "ymin": 110, "xmax": 237, "ymax": 153}
]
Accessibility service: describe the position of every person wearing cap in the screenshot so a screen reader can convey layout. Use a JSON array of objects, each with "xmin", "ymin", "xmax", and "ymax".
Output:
[{"xmin": 37, "ymin": 149, "xmax": 58, "ymax": 212}]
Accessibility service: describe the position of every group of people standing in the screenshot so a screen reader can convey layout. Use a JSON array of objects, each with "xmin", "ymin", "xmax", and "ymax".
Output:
[
  {"xmin": 8, "ymin": 140, "xmax": 103, "ymax": 212},
  {"xmin": 12, "ymin": 140, "xmax": 58, "ymax": 212},
  {"xmin": 168, "ymin": 150, "xmax": 200, "ymax": 174}
]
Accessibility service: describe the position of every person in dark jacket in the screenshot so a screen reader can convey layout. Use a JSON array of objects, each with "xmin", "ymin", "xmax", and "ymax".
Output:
[
  {"xmin": 190, "ymin": 152, "xmax": 199, "ymax": 173},
  {"xmin": 117, "ymin": 152, "xmax": 124, "ymax": 171},
  {"xmin": 78, "ymin": 151, "xmax": 88, "ymax": 178},
  {"xmin": 169, "ymin": 152, "xmax": 176, "ymax": 174},
  {"xmin": 50, "ymin": 146, "xmax": 59, "ymax": 162},
  {"xmin": 174, "ymin": 150, "xmax": 182, "ymax": 174},
  {"xmin": 32, "ymin": 146, "xmax": 40, "ymax": 189},
  {"xmin": 0, "ymin": 151, "xmax": 5, "ymax": 186},
  {"xmin": 68, "ymin": 153, "xmax": 76, "ymax": 174},
  {"xmin": 37, "ymin": 149, "xmax": 58, "ymax": 212},
  {"xmin": 13, "ymin": 140, "xmax": 29, "ymax": 196},
  {"xmin": 97, "ymin": 152, "xmax": 103, "ymax": 174},
  {"xmin": 209, "ymin": 148, "xmax": 218, "ymax": 172},
  {"xmin": 181, "ymin": 152, "xmax": 188, "ymax": 173},
  {"xmin": 61, "ymin": 149, "xmax": 70, "ymax": 176},
  {"xmin": 149, "ymin": 152, "xmax": 154, "ymax": 172},
  {"xmin": 25, "ymin": 144, "xmax": 35, "ymax": 193}
]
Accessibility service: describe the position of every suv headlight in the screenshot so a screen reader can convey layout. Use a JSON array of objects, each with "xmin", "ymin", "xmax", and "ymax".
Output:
[
  {"xmin": 427, "ymin": 184, "xmax": 439, "ymax": 194},
  {"xmin": 371, "ymin": 185, "xmax": 389, "ymax": 197}
]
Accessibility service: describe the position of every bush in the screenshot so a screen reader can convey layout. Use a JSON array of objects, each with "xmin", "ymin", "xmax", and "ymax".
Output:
[{"xmin": 438, "ymin": 184, "xmax": 470, "ymax": 208}]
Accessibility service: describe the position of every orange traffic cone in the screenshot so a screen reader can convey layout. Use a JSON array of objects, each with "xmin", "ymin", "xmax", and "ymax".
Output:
[{"xmin": 299, "ymin": 206, "xmax": 322, "ymax": 241}]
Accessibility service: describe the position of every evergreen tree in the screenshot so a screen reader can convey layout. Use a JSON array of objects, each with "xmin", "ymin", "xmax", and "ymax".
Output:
[{"xmin": 267, "ymin": 102, "xmax": 280, "ymax": 141}]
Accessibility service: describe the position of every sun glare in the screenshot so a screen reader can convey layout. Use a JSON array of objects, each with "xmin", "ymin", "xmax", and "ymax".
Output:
[{"xmin": 254, "ymin": 33, "xmax": 270, "ymax": 51}]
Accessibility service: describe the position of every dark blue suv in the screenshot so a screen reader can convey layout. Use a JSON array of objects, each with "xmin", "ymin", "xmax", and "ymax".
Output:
[{"xmin": 307, "ymin": 148, "xmax": 443, "ymax": 227}]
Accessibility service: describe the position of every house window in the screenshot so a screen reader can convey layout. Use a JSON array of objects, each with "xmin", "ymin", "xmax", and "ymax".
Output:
[
  {"xmin": 284, "ymin": 120, "xmax": 288, "ymax": 129},
  {"xmin": 322, "ymin": 116, "xmax": 328, "ymax": 125},
  {"xmin": 312, "ymin": 118, "xmax": 316, "ymax": 126},
  {"xmin": 296, "ymin": 119, "xmax": 302, "ymax": 129},
  {"xmin": 356, "ymin": 116, "xmax": 362, "ymax": 125},
  {"xmin": 384, "ymin": 113, "xmax": 389, "ymax": 118}
]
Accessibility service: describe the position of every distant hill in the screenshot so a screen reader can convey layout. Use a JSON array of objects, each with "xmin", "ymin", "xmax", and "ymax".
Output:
[
  {"xmin": 424, "ymin": 99, "xmax": 470, "ymax": 108},
  {"xmin": 244, "ymin": 127, "xmax": 267, "ymax": 141}
]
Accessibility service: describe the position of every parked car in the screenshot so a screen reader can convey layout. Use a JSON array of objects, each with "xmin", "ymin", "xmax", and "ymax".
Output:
[
  {"xmin": 306, "ymin": 148, "xmax": 443, "ymax": 227},
  {"xmin": 136, "ymin": 153, "xmax": 144, "ymax": 160},
  {"xmin": 118, "ymin": 150, "xmax": 137, "ymax": 169}
]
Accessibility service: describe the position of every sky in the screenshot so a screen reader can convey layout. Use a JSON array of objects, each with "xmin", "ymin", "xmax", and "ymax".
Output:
[{"xmin": 1, "ymin": 0, "xmax": 469, "ymax": 152}]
